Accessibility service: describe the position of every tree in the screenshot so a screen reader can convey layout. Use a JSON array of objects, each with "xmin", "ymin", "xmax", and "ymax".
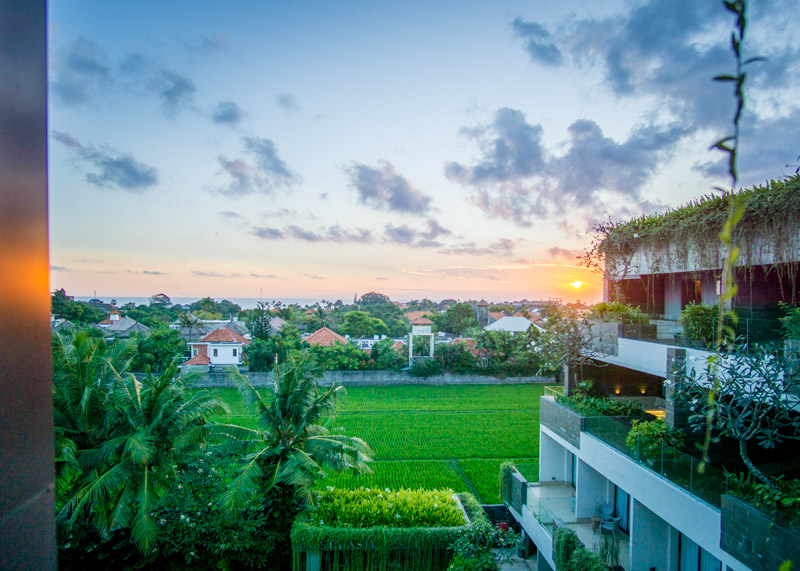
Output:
[
  {"xmin": 130, "ymin": 326, "xmax": 186, "ymax": 372},
  {"xmin": 177, "ymin": 311, "xmax": 204, "ymax": 341},
  {"xmin": 435, "ymin": 341, "xmax": 477, "ymax": 372},
  {"xmin": 53, "ymin": 333, "xmax": 226, "ymax": 553},
  {"xmin": 246, "ymin": 301, "xmax": 272, "ymax": 341},
  {"xmin": 149, "ymin": 293, "xmax": 172, "ymax": 309},
  {"xmin": 371, "ymin": 338, "xmax": 405, "ymax": 371},
  {"xmin": 339, "ymin": 310, "xmax": 389, "ymax": 338},
  {"xmin": 581, "ymin": 218, "xmax": 638, "ymax": 303},
  {"xmin": 217, "ymin": 353, "xmax": 373, "ymax": 509},
  {"xmin": 534, "ymin": 310, "xmax": 604, "ymax": 381},
  {"xmin": 309, "ymin": 342, "xmax": 370, "ymax": 371},
  {"xmin": 433, "ymin": 302, "xmax": 479, "ymax": 336},
  {"xmin": 681, "ymin": 346, "xmax": 800, "ymax": 492}
]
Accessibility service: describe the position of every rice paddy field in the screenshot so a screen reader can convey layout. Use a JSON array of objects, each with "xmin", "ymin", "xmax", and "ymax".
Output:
[{"xmin": 209, "ymin": 383, "xmax": 549, "ymax": 504}]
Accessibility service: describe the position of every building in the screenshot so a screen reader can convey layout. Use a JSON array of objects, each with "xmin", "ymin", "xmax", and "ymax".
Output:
[
  {"xmin": 485, "ymin": 315, "xmax": 533, "ymax": 333},
  {"xmin": 185, "ymin": 326, "xmax": 249, "ymax": 366},
  {"xmin": 305, "ymin": 326, "xmax": 348, "ymax": 347},
  {"xmin": 505, "ymin": 178, "xmax": 800, "ymax": 571}
]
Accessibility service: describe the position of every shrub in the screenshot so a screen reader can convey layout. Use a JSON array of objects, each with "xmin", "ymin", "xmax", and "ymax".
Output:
[
  {"xmin": 436, "ymin": 342, "xmax": 478, "ymax": 372},
  {"xmin": 312, "ymin": 487, "xmax": 465, "ymax": 528},
  {"xmin": 727, "ymin": 472, "xmax": 800, "ymax": 528},
  {"xmin": 779, "ymin": 302, "xmax": 800, "ymax": 340},
  {"xmin": 447, "ymin": 523, "xmax": 518, "ymax": 571},
  {"xmin": 553, "ymin": 527, "xmax": 581, "ymax": 570},
  {"xmin": 558, "ymin": 381, "xmax": 645, "ymax": 417},
  {"xmin": 589, "ymin": 301, "xmax": 649, "ymax": 324},
  {"xmin": 679, "ymin": 302, "xmax": 734, "ymax": 347},
  {"xmin": 409, "ymin": 358, "xmax": 442, "ymax": 378},
  {"xmin": 626, "ymin": 418, "xmax": 685, "ymax": 460}
]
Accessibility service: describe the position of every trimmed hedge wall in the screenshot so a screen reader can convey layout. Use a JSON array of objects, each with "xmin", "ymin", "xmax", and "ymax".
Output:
[{"xmin": 291, "ymin": 492, "xmax": 487, "ymax": 571}]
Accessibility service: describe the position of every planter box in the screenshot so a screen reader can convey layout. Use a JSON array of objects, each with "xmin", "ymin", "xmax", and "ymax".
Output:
[
  {"xmin": 720, "ymin": 494, "xmax": 800, "ymax": 571},
  {"xmin": 540, "ymin": 396, "xmax": 584, "ymax": 449}
]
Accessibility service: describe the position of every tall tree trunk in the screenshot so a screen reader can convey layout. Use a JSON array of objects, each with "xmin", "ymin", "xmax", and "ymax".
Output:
[{"xmin": 738, "ymin": 439, "xmax": 778, "ymax": 492}]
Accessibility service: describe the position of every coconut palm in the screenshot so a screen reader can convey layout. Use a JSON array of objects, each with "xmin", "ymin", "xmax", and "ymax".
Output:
[
  {"xmin": 216, "ymin": 352, "xmax": 372, "ymax": 511},
  {"xmin": 177, "ymin": 311, "xmax": 204, "ymax": 341},
  {"xmin": 55, "ymin": 344, "xmax": 227, "ymax": 553}
]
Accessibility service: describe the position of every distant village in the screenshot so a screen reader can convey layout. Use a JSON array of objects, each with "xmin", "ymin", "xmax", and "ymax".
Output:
[{"xmin": 50, "ymin": 288, "xmax": 584, "ymax": 372}]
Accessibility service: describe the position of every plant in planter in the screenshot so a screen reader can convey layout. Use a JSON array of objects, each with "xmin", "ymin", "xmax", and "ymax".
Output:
[
  {"xmin": 588, "ymin": 301, "xmax": 649, "ymax": 325},
  {"xmin": 679, "ymin": 302, "xmax": 718, "ymax": 347},
  {"xmin": 779, "ymin": 302, "xmax": 800, "ymax": 340},
  {"xmin": 626, "ymin": 418, "xmax": 685, "ymax": 462}
]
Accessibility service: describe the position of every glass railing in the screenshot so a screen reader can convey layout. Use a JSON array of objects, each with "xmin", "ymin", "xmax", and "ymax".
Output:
[
  {"xmin": 527, "ymin": 493, "xmax": 557, "ymax": 537},
  {"xmin": 583, "ymin": 416, "xmax": 729, "ymax": 508},
  {"xmin": 615, "ymin": 318, "xmax": 784, "ymax": 348},
  {"xmin": 543, "ymin": 385, "xmax": 565, "ymax": 399}
]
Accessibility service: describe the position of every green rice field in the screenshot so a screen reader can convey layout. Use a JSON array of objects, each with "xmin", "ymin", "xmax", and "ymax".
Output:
[{"xmin": 208, "ymin": 383, "xmax": 549, "ymax": 504}]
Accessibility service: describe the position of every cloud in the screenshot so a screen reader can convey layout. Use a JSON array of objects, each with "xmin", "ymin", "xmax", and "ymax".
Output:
[
  {"xmin": 126, "ymin": 269, "xmax": 167, "ymax": 275},
  {"xmin": 276, "ymin": 93, "xmax": 300, "ymax": 111},
  {"xmin": 211, "ymin": 101, "xmax": 244, "ymax": 127},
  {"xmin": 250, "ymin": 273, "xmax": 279, "ymax": 279},
  {"xmin": 511, "ymin": 18, "xmax": 563, "ymax": 66},
  {"xmin": 214, "ymin": 136, "xmax": 300, "ymax": 196},
  {"xmin": 439, "ymin": 238, "xmax": 521, "ymax": 257},
  {"xmin": 346, "ymin": 160, "xmax": 433, "ymax": 213},
  {"xmin": 445, "ymin": 108, "xmax": 681, "ymax": 226},
  {"xmin": 251, "ymin": 224, "xmax": 374, "ymax": 244},
  {"xmin": 546, "ymin": 246, "xmax": 581, "ymax": 260},
  {"xmin": 303, "ymin": 273, "xmax": 324, "ymax": 280},
  {"xmin": 261, "ymin": 208, "xmax": 297, "ymax": 219},
  {"xmin": 51, "ymin": 38, "xmax": 112, "ymax": 106},
  {"xmin": 376, "ymin": 277, "xmax": 388, "ymax": 281},
  {"xmin": 219, "ymin": 210, "xmax": 245, "ymax": 221},
  {"xmin": 185, "ymin": 34, "xmax": 229, "ymax": 53},
  {"xmin": 52, "ymin": 131, "xmax": 159, "ymax": 191},
  {"xmin": 191, "ymin": 270, "xmax": 242, "ymax": 278},
  {"xmin": 513, "ymin": 1, "xmax": 800, "ymax": 166},
  {"xmin": 384, "ymin": 219, "xmax": 451, "ymax": 248},
  {"xmin": 50, "ymin": 265, "xmax": 70, "ymax": 272},
  {"xmin": 252, "ymin": 227, "xmax": 284, "ymax": 240},
  {"xmin": 152, "ymin": 69, "xmax": 196, "ymax": 116}
]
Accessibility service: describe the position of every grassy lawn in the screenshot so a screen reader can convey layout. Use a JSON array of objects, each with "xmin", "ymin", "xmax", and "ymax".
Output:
[{"xmin": 204, "ymin": 383, "xmax": 549, "ymax": 504}]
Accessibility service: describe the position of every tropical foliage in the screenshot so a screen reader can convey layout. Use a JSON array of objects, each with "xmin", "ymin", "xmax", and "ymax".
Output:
[
  {"xmin": 214, "ymin": 353, "xmax": 373, "ymax": 509},
  {"xmin": 53, "ymin": 332, "xmax": 226, "ymax": 554}
]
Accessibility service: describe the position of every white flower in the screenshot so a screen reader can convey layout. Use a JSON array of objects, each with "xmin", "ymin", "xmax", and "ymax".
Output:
[
  {"xmin": 377, "ymin": 493, "xmax": 383, "ymax": 499},
  {"xmin": 180, "ymin": 515, "xmax": 186, "ymax": 521},
  {"xmin": 395, "ymin": 514, "xmax": 401, "ymax": 519},
  {"xmin": 385, "ymin": 488, "xmax": 390, "ymax": 493},
  {"xmin": 159, "ymin": 518, "xmax": 166, "ymax": 525},
  {"xmin": 365, "ymin": 488, "xmax": 371, "ymax": 493},
  {"xmin": 433, "ymin": 503, "xmax": 438, "ymax": 509}
]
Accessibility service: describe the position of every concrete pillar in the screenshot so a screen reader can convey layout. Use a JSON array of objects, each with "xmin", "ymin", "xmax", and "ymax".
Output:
[
  {"xmin": 539, "ymin": 433, "xmax": 568, "ymax": 482},
  {"xmin": 575, "ymin": 461, "xmax": 607, "ymax": 519},
  {"xmin": 408, "ymin": 334, "xmax": 414, "ymax": 367},
  {"xmin": 665, "ymin": 348, "xmax": 688, "ymax": 429},
  {"xmin": 630, "ymin": 499, "xmax": 670, "ymax": 571},
  {"xmin": 429, "ymin": 334, "xmax": 434, "ymax": 358}
]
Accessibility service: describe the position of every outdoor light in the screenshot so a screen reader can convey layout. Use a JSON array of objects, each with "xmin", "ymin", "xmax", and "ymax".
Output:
[{"xmin": 614, "ymin": 387, "xmax": 621, "ymax": 395}]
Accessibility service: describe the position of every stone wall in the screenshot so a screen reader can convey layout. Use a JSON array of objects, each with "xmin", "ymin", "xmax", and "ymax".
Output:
[
  {"xmin": 188, "ymin": 369, "xmax": 554, "ymax": 388},
  {"xmin": 720, "ymin": 494, "xmax": 800, "ymax": 571},
  {"xmin": 540, "ymin": 397, "xmax": 583, "ymax": 449}
]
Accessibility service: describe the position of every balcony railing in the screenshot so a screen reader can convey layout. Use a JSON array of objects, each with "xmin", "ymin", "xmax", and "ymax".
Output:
[
  {"xmin": 583, "ymin": 416, "xmax": 729, "ymax": 508},
  {"xmin": 605, "ymin": 318, "xmax": 784, "ymax": 348}
]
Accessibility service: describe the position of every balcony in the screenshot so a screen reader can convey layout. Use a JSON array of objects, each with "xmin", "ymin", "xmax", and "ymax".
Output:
[
  {"xmin": 504, "ymin": 472, "xmax": 631, "ymax": 570},
  {"xmin": 541, "ymin": 396, "xmax": 729, "ymax": 509}
]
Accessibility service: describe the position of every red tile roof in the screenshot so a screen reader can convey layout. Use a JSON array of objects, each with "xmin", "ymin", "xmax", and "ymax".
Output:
[
  {"xmin": 199, "ymin": 326, "xmax": 249, "ymax": 344},
  {"xmin": 449, "ymin": 337, "xmax": 484, "ymax": 358},
  {"xmin": 391, "ymin": 340, "xmax": 407, "ymax": 352},
  {"xmin": 305, "ymin": 326, "xmax": 348, "ymax": 347},
  {"xmin": 489, "ymin": 311, "xmax": 508, "ymax": 321},
  {"xmin": 404, "ymin": 310, "xmax": 433, "ymax": 322},
  {"xmin": 183, "ymin": 354, "xmax": 211, "ymax": 366},
  {"xmin": 411, "ymin": 317, "xmax": 434, "ymax": 325}
]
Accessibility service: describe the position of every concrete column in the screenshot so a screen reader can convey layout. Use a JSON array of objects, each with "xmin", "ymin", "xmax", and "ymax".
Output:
[
  {"xmin": 630, "ymin": 499, "xmax": 670, "ymax": 571},
  {"xmin": 408, "ymin": 334, "xmax": 414, "ymax": 367},
  {"xmin": 429, "ymin": 334, "xmax": 434, "ymax": 358},
  {"xmin": 539, "ymin": 433, "xmax": 567, "ymax": 482},
  {"xmin": 575, "ymin": 460, "xmax": 607, "ymax": 519},
  {"xmin": 664, "ymin": 348, "xmax": 688, "ymax": 429}
]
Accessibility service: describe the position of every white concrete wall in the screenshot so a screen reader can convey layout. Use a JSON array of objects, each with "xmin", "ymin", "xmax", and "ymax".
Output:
[
  {"xmin": 597, "ymin": 338, "xmax": 669, "ymax": 378},
  {"xmin": 209, "ymin": 343, "xmax": 242, "ymax": 365},
  {"xmin": 518, "ymin": 504, "xmax": 554, "ymax": 570},
  {"xmin": 576, "ymin": 460, "xmax": 608, "ymax": 519},
  {"xmin": 539, "ymin": 432, "xmax": 571, "ymax": 482}
]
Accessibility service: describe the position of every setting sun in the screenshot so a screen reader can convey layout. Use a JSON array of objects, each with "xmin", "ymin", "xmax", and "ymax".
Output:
[{"xmin": 570, "ymin": 281, "xmax": 585, "ymax": 289}]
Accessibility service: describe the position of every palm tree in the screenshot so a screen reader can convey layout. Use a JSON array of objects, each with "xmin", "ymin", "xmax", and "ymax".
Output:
[
  {"xmin": 177, "ymin": 311, "xmax": 203, "ymax": 342},
  {"xmin": 54, "ymin": 342, "xmax": 227, "ymax": 553},
  {"xmin": 216, "ymin": 352, "xmax": 372, "ymax": 511}
]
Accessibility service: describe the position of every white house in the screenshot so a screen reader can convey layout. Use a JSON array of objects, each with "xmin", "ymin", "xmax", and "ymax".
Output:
[{"xmin": 184, "ymin": 326, "xmax": 248, "ymax": 366}]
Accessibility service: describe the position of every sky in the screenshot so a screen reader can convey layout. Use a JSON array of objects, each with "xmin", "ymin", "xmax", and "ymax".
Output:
[{"xmin": 47, "ymin": 0, "xmax": 800, "ymax": 305}]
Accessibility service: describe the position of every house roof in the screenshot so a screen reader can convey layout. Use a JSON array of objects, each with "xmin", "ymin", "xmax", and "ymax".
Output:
[
  {"xmin": 305, "ymin": 326, "xmax": 348, "ymax": 347},
  {"xmin": 404, "ymin": 310, "xmax": 433, "ymax": 322},
  {"xmin": 489, "ymin": 311, "xmax": 508, "ymax": 322},
  {"xmin": 449, "ymin": 337, "xmax": 483, "ymax": 357},
  {"xmin": 485, "ymin": 316, "xmax": 532, "ymax": 333},
  {"xmin": 391, "ymin": 340, "xmax": 407, "ymax": 352},
  {"xmin": 107, "ymin": 316, "xmax": 149, "ymax": 332},
  {"xmin": 183, "ymin": 354, "xmax": 211, "ymax": 366},
  {"xmin": 411, "ymin": 317, "xmax": 434, "ymax": 325},
  {"xmin": 199, "ymin": 326, "xmax": 248, "ymax": 344}
]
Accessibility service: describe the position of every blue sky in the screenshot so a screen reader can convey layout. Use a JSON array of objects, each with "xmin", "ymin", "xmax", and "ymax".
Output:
[{"xmin": 48, "ymin": 0, "xmax": 800, "ymax": 303}]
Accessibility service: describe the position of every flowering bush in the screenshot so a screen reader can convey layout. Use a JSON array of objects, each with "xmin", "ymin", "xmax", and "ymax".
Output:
[{"xmin": 312, "ymin": 487, "xmax": 466, "ymax": 528}]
